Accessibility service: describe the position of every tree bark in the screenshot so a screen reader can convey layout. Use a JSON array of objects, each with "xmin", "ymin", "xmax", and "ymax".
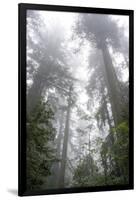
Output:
[
  {"xmin": 55, "ymin": 109, "xmax": 64, "ymax": 187},
  {"xmin": 58, "ymin": 85, "xmax": 72, "ymax": 187},
  {"xmin": 101, "ymin": 43, "xmax": 122, "ymax": 127}
]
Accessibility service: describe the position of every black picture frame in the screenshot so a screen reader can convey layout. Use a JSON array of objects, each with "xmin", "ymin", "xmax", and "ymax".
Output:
[{"xmin": 18, "ymin": 3, "xmax": 134, "ymax": 196}]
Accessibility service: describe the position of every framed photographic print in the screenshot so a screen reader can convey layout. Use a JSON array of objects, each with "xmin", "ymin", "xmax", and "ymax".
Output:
[{"xmin": 18, "ymin": 3, "xmax": 134, "ymax": 196}]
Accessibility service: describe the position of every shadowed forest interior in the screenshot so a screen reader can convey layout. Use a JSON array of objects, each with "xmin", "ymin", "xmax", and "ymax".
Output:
[{"xmin": 26, "ymin": 10, "xmax": 129, "ymax": 190}]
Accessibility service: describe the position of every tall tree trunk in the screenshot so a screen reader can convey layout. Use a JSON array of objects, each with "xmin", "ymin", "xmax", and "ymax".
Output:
[
  {"xmin": 55, "ymin": 109, "xmax": 64, "ymax": 187},
  {"xmin": 58, "ymin": 85, "xmax": 72, "ymax": 187},
  {"xmin": 100, "ymin": 45, "xmax": 123, "ymax": 177},
  {"xmin": 101, "ymin": 43, "xmax": 122, "ymax": 127}
]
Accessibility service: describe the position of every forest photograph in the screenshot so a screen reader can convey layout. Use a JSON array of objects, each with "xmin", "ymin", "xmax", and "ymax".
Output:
[{"xmin": 26, "ymin": 9, "xmax": 129, "ymax": 191}]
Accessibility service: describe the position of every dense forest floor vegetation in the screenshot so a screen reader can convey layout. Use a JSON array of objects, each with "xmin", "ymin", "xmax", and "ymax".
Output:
[{"xmin": 26, "ymin": 10, "xmax": 129, "ymax": 190}]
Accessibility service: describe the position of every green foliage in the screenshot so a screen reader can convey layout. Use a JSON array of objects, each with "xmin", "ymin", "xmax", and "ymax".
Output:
[
  {"xmin": 73, "ymin": 121, "xmax": 129, "ymax": 187},
  {"xmin": 73, "ymin": 154, "xmax": 99, "ymax": 187},
  {"xmin": 26, "ymin": 100, "xmax": 57, "ymax": 190},
  {"xmin": 100, "ymin": 121, "xmax": 129, "ymax": 185},
  {"xmin": 112, "ymin": 121, "xmax": 129, "ymax": 182}
]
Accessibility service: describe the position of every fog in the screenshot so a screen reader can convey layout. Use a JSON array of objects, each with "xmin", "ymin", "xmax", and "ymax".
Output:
[{"xmin": 26, "ymin": 10, "xmax": 129, "ymax": 190}]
